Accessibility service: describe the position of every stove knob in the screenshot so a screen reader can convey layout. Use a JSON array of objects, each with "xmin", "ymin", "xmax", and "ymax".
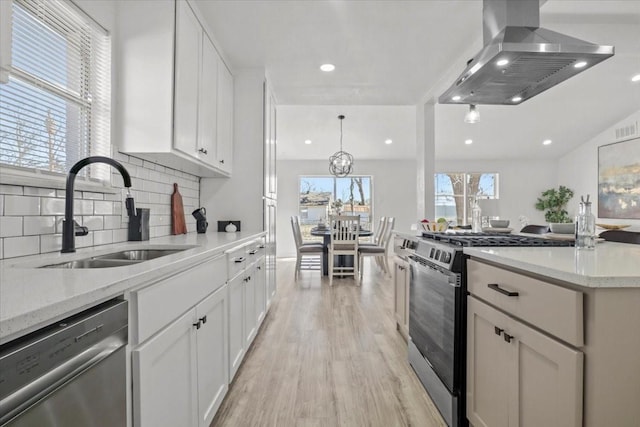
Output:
[
  {"xmin": 434, "ymin": 249, "xmax": 441, "ymax": 260},
  {"xmin": 430, "ymin": 248, "xmax": 435, "ymax": 258},
  {"xmin": 443, "ymin": 252, "xmax": 451, "ymax": 263}
]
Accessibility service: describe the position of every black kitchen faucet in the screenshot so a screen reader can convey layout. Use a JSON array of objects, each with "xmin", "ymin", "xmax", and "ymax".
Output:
[{"xmin": 61, "ymin": 156, "xmax": 134, "ymax": 253}]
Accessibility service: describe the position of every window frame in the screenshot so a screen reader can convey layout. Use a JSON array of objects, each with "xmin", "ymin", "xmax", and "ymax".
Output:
[
  {"xmin": 0, "ymin": 0, "xmax": 112, "ymax": 190},
  {"xmin": 434, "ymin": 172, "xmax": 499, "ymax": 225}
]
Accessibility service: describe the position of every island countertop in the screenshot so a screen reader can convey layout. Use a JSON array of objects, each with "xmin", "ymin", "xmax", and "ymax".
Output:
[
  {"xmin": 0, "ymin": 231, "xmax": 266, "ymax": 344},
  {"xmin": 463, "ymin": 242, "xmax": 640, "ymax": 288}
]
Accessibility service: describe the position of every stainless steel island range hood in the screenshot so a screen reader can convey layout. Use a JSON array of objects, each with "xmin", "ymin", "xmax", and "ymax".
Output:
[{"xmin": 439, "ymin": 0, "xmax": 614, "ymax": 105}]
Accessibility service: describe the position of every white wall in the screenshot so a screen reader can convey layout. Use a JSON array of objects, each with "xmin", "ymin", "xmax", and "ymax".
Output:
[
  {"xmin": 558, "ymin": 110, "xmax": 640, "ymax": 231},
  {"xmin": 435, "ymin": 159, "xmax": 558, "ymax": 229},
  {"xmin": 277, "ymin": 159, "xmax": 417, "ymax": 257}
]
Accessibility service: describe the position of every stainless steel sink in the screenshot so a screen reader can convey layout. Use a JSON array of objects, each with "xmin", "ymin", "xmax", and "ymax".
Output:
[
  {"xmin": 42, "ymin": 259, "xmax": 142, "ymax": 269},
  {"xmin": 39, "ymin": 246, "xmax": 196, "ymax": 268},
  {"xmin": 93, "ymin": 249, "xmax": 185, "ymax": 261}
]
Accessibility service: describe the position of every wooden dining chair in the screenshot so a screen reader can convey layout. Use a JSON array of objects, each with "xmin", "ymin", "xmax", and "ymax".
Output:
[
  {"xmin": 366, "ymin": 216, "xmax": 386, "ymax": 245},
  {"xmin": 291, "ymin": 216, "xmax": 323, "ymax": 280},
  {"xmin": 328, "ymin": 215, "xmax": 360, "ymax": 286},
  {"xmin": 358, "ymin": 216, "xmax": 395, "ymax": 279}
]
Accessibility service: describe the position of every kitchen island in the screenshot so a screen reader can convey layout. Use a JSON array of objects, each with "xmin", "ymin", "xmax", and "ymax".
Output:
[{"xmin": 464, "ymin": 242, "xmax": 640, "ymax": 427}]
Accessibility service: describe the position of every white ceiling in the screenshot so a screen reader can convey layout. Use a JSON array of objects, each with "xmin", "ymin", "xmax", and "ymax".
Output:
[{"xmin": 196, "ymin": 0, "xmax": 640, "ymax": 161}]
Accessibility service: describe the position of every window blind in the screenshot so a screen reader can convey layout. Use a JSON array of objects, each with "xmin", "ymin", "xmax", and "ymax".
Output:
[{"xmin": 0, "ymin": 0, "xmax": 111, "ymax": 182}]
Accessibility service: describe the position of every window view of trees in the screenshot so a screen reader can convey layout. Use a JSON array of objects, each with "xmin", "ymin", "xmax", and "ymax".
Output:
[
  {"xmin": 299, "ymin": 176, "xmax": 372, "ymax": 241},
  {"xmin": 435, "ymin": 173, "xmax": 498, "ymax": 225}
]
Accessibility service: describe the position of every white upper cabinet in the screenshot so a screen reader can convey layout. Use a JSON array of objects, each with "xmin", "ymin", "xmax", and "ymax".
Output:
[
  {"xmin": 216, "ymin": 58, "xmax": 233, "ymax": 174},
  {"xmin": 116, "ymin": 0, "xmax": 233, "ymax": 177}
]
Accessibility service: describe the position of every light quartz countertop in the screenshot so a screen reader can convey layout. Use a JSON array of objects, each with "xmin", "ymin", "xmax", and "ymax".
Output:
[
  {"xmin": 0, "ymin": 231, "xmax": 265, "ymax": 344},
  {"xmin": 464, "ymin": 243, "xmax": 640, "ymax": 288},
  {"xmin": 393, "ymin": 231, "xmax": 640, "ymax": 288}
]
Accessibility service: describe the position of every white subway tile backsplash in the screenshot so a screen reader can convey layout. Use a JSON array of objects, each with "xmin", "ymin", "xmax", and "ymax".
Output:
[
  {"xmin": 74, "ymin": 200, "xmax": 94, "ymax": 215},
  {"xmin": 4, "ymin": 236, "xmax": 39, "ymax": 258},
  {"xmin": 24, "ymin": 187, "xmax": 56, "ymax": 197},
  {"xmin": 0, "ymin": 185, "xmax": 24, "ymax": 195},
  {"xmin": 82, "ymin": 192, "xmax": 105, "ymax": 200},
  {"xmin": 83, "ymin": 216, "xmax": 104, "ymax": 230},
  {"xmin": 23, "ymin": 216, "xmax": 55, "ymax": 235},
  {"xmin": 93, "ymin": 201, "xmax": 113, "ymax": 215},
  {"xmin": 93, "ymin": 230, "xmax": 113, "ymax": 246},
  {"xmin": 5, "ymin": 196, "xmax": 41, "ymax": 215},
  {"xmin": 0, "ymin": 217, "xmax": 23, "ymax": 237},
  {"xmin": 0, "ymin": 157, "xmax": 199, "ymax": 259},
  {"xmin": 112, "ymin": 228, "xmax": 127, "ymax": 243},
  {"xmin": 103, "ymin": 215, "xmax": 122, "ymax": 230},
  {"xmin": 41, "ymin": 198, "xmax": 65, "ymax": 215},
  {"xmin": 40, "ymin": 234, "xmax": 61, "ymax": 253}
]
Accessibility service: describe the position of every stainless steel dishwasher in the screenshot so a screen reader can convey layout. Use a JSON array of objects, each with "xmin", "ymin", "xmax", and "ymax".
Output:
[{"xmin": 0, "ymin": 299, "xmax": 128, "ymax": 426}]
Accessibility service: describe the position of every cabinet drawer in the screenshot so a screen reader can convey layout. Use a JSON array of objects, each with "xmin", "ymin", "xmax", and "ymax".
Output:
[
  {"xmin": 131, "ymin": 255, "xmax": 226, "ymax": 344},
  {"xmin": 227, "ymin": 245, "xmax": 248, "ymax": 280},
  {"xmin": 467, "ymin": 259, "xmax": 583, "ymax": 347},
  {"xmin": 245, "ymin": 239, "xmax": 265, "ymax": 267}
]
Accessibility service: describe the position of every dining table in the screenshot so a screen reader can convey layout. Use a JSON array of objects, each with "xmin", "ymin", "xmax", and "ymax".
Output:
[{"xmin": 310, "ymin": 227, "xmax": 373, "ymax": 276}]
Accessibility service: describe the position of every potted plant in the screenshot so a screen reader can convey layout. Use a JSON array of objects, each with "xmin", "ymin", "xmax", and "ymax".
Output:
[{"xmin": 535, "ymin": 185, "xmax": 575, "ymax": 233}]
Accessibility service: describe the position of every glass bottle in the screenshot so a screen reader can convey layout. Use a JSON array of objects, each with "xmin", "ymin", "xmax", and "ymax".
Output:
[
  {"xmin": 575, "ymin": 199, "xmax": 596, "ymax": 250},
  {"xmin": 471, "ymin": 198, "xmax": 482, "ymax": 233}
]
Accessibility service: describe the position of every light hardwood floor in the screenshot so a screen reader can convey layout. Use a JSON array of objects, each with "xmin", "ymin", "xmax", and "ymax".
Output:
[{"xmin": 211, "ymin": 258, "xmax": 446, "ymax": 427}]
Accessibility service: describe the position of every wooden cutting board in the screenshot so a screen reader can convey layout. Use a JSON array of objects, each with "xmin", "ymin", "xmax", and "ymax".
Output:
[{"xmin": 171, "ymin": 183, "xmax": 187, "ymax": 235}]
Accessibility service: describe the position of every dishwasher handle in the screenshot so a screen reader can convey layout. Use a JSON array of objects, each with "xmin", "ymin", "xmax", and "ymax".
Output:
[{"xmin": 0, "ymin": 328, "xmax": 126, "ymax": 425}]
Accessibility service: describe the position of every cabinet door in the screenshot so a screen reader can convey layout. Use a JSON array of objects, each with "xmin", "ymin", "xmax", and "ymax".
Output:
[
  {"xmin": 393, "ymin": 257, "xmax": 409, "ymax": 338},
  {"xmin": 467, "ymin": 297, "xmax": 510, "ymax": 427},
  {"xmin": 196, "ymin": 286, "xmax": 229, "ymax": 427},
  {"xmin": 244, "ymin": 267, "xmax": 257, "ymax": 346},
  {"xmin": 228, "ymin": 273, "xmax": 244, "ymax": 380},
  {"xmin": 216, "ymin": 57, "xmax": 233, "ymax": 174},
  {"xmin": 197, "ymin": 33, "xmax": 218, "ymax": 167},
  {"xmin": 508, "ymin": 316, "xmax": 583, "ymax": 427},
  {"xmin": 255, "ymin": 258, "xmax": 267, "ymax": 325},
  {"xmin": 174, "ymin": 0, "xmax": 201, "ymax": 158},
  {"xmin": 132, "ymin": 309, "xmax": 198, "ymax": 427}
]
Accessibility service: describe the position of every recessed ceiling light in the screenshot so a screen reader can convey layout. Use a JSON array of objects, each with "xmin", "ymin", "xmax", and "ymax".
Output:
[
  {"xmin": 452, "ymin": 95, "xmax": 461, "ymax": 101},
  {"xmin": 304, "ymin": 139, "xmax": 312, "ymax": 145},
  {"xmin": 320, "ymin": 64, "xmax": 335, "ymax": 72},
  {"xmin": 543, "ymin": 139, "xmax": 552, "ymax": 145},
  {"xmin": 496, "ymin": 59, "xmax": 509, "ymax": 66},
  {"xmin": 385, "ymin": 139, "xmax": 393, "ymax": 145},
  {"xmin": 512, "ymin": 96, "xmax": 522, "ymax": 102},
  {"xmin": 574, "ymin": 61, "xmax": 587, "ymax": 69},
  {"xmin": 465, "ymin": 139, "xmax": 473, "ymax": 145},
  {"xmin": 632, "ymin": 74, "xmax": 640, "ymax": 82}
]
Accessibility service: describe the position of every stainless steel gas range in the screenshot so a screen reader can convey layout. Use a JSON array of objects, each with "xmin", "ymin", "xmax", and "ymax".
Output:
[{"xmin": 405, "ymin": 232, "xmax": 573, "ymax": 427}]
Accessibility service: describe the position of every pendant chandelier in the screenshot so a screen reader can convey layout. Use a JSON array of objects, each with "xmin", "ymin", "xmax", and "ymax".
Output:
[{"xmin": 329, "ymin": 115, "xmax": 354, "ymax": 177}]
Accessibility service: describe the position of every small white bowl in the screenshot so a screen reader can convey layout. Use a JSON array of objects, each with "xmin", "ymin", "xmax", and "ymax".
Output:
[
  {"xmin": 490, "ymin": 219, "xmax": 510, "ymax": 228},
  {"xmin": 549, "ymin": 223, "xmax": 575, "ymax": 234}
]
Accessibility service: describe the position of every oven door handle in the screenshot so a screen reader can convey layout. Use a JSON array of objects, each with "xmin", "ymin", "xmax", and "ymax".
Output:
[{"xmin": 409, "ymin": 257, "xmax": 460, "ymax": 288}]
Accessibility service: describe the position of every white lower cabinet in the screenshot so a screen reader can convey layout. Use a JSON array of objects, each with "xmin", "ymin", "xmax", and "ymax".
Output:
[
  {"xmin": 467, "ymin": 296, "xmax": 583, "ymax": 427},
  {"xmin": 393, "ymin": 256, "xmax": 409, "ymax": 340},
  {"xmin": 228, "ymin": 273, "xmax": 245, "ymax": 380},
  {"xmin": 196, "ymin": 287, "xmax": 229, "ymax": 427},
  {"xmin": 132, "ymin": 308, "xmax": 199, "ymax": 427},
  {"xmin": 133, "ymin": 285, "xmax": 228, "ymax": 427}
]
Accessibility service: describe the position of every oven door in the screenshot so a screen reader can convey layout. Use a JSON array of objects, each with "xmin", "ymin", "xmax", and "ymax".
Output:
[{"xmin": 408, "ymin": 254, "xmax": 460, "ymax": 393}]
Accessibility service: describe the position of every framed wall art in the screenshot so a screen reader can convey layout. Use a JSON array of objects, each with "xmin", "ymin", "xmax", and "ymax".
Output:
[{"xmin": 598, "ymin": 137, "xmax": 640, "ymax": 219}]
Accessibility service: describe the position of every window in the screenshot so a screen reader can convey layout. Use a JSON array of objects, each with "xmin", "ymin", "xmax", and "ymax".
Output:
[
  {"xmin": 0, "ymin": 0, "xmax": 111, "ymax": 181},
  {"xmin": 435, "ymin": 173, "xmax": 498, "ymax": 225},
  {"xmin": 299, "ymin": 176, "xmax": 373, "ymax": 241}
]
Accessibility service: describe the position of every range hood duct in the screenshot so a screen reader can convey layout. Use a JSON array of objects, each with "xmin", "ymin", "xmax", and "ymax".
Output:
[{"xmin": 439, "ymin": 0, "xmax": 614, "ymax": 105}]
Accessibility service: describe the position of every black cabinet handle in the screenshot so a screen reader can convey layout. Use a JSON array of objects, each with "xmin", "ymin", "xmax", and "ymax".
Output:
[
  {"xmin": 257, "ymin": 266, "xmax": 262, "ymax": 270},
  {"xmin": 234, "ymin": 257, "xmax": 246, "ymax": 263},
  {"xmin": 219, "ymin": 159, "xmax": 225, "ymax": 164},
  {"xmin": 193, "ymin": 321, "xmax": 201, "ymax": 330},
  {"xmin": 199, "ymin": 316, "xmax": 207, "ymax": 324},
  {"xmin": 198, "ymin": 148, "xmax": 208, "ymax": 155},
  {"xmin": 488, "ymin": 283, "xmax": 519, "ymax": 297},
  {"xmin": 494, "ymin": 326, "xmax": 503, "ymax": 336},
  {"xmin": 503, "ymin": 333, "xmax": 514, "ymax": 343},
  {"xmin": 249, "ymin": 249, "xmax": 258, "ymax": 255}
]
